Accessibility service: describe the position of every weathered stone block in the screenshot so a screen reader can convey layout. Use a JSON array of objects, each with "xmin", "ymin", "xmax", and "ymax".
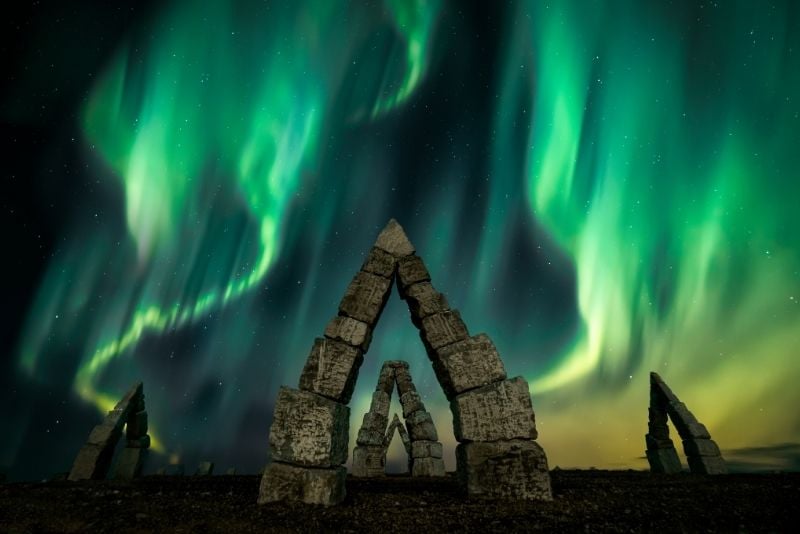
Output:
[
  {"xmin": 451, "ymin": 377, "xmax": 537, "ymax": 442},
  {"xmin": 646, "ymin": 447, "xmax": 682, "ymax": 474},
  {"xmin": 298, "ymin": 338, "xmax": 363, "ymax": 403},
  {"xmin": 324, "ymin": 316, "xmax": 373, "ymax": 352},
  {"xmin": 456, "ymin": 439, "xmax": 552, "ymax": 500},
  {"xmin": 645, "ymin": 433, "xmax": 674, "ymax": 450},
  {"xmin": 357, "ymin": 427, "xmax": 385, "ymax": 446},
  {"xmin": 258, "ymin": 462, "xmax": 346, "ymax": 506},
  {"xmin": 113, "ymin": 447, "xmax": 146, "ymax": 480},
  {"xmin": 649, "ymin": 406, "xmax": 669, "ymax": 424},
  {"xmin": 196, "ymin": 461, "xmax": 214, "ymax": 476},
  {"xmin": 399, "ymin": 391, "xmax": 425, "ymax": 418},
  {"xmin": 374, "ymin": 219, "xmax": 415, "ymax": 257},
  {"xmin": 360, "ymin": 411, "xmax": 388, "ymax": 433},
  {"xmin": 397, "ymin": 255, "xmax": 430, "ymax": 293},
  {"xmin": 393, "ymin": 368, "xmax": 417, "ymax": 395},
  {"xmin": 269, "ymin": 387, "xmax": 349, "ymax": 468},
  {"xmin": 433, "ymin": 334, "xmax": 507, "ymax": 399},
  {"xmin": 87, "ymin": 421, "xmax": 123, "ymax": 446},
  {"xmin": 361, "ymin": 247, "xmax": 397, "ymax": 278},
  {"xmin": 368, "ymin": 390, "xmax": 391, "ymax": 418},
  {"xmin": 338, "ymin": 271, "xmax": 393, "ymax": 326},
  {"xmin": 68, "ymin": 443, "xmax": 114, "ymax": 481},
  {"xmin": 126, "ymin": 435, "xmax": 151, "ymax": 449},
  {"xmin": 351, "ymin": 445, "xmax": 386, "ymax": 477},
  {"xmin": 411, "ymin": 457, "xmax": 445, "ymax": 477},
  {"xmin": 420, "ymin": 310, "xmax": 468, "ymax": 350},
  {"xmin": 411, "ymin": 440, "xmax": 443, "ymax": 459},
  {"xmin": 682, "ymin": 438, "xmax": 721, "ymax": 457},
  {"xmin": 687, "ymin": 454, "xmax": 727, "ymax": 475},
  {"xmin": 385, "ymin": 360, "xmax": 409, "ymax": 369},
  {"xmin": 405, "ymin": 410, "xmax": 438, "ymax": 441},
  {"xmin": 647, "ymin": 421, "xmax": 671, "ymax": 440},
  {"xmin": 126, "ymin": 410, "xmax": 148, "ymax": 439},
  {"xmin": 404, "ymin": 282, "xmax": 450, "ymax": 321}
]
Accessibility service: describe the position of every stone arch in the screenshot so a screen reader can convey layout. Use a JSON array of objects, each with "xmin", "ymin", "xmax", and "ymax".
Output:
[
  {"xmin": 259, "ymin": 219, "xmax": 552, "ymax": 505},
  {"xmin": 68, "ymin": 381, "xmax": 151, "ymax": 481},
  {"xmin": 645, "ymin": 372, "xmax": 727, "ymax": 474},
  {"xmin": 352, "ymin": 360, "xmax": 445, "ymax": 477}
]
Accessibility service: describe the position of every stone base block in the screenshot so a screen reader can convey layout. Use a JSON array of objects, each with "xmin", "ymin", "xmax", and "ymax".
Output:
[
  {"xmin": 687, "ymin": 454, "xmax": 728, "ymax": 475},
  {"xmin": 646, "ymin": 447, "xmax": 682, "ymax": 474},
  {"xmin": 456, "ymin": 439, "xmax": 552, "ymax": 500},
  {"xmin": 451, "ymin": 377, "xmax": 537, "ymax": 442},
  {"xmin": 411, "ymin": 457, "xmax": 445, "ymax": 477},
  {"xmin": 113, "ymin": 447, "xmax": 146, "ymax": 480},
  {"xmin": 258, "ymin": 462, "xmax": 346, "ymax": 506},
  {"xmin": 269, "ymin": 387, "xmax": 349, "ymax": 467},
  {"xmin": 351, "ymin": 445, "xmax": 386, "ymax": 477},
  {"xmin": 411, "ymin": 440, "xmax": 443, "ymax": 459}
]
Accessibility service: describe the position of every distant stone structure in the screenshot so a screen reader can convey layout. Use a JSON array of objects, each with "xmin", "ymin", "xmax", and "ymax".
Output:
[
  {"xmin": 646, "ymin": 372, "xmax": 727, "ymax": 475},
  {"xmin": 68, "ymin": 381, "xmax": 151, "ymax": 481},
  {"xmin": 259, "ymin": 219, "xmax": 551, "ymax": 505},
  {"xmin": 196, "ymin": 461, "xmax": 214, "ymax": 476},
  {"xmin": 352, "ymin": 360, "xmax": 444, "ymax": 477}
]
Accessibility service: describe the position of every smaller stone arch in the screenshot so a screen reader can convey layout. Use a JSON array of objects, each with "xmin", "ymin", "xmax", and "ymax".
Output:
[
  {"xmin": 68, "ymin": 381, "xmax": 151, "ymax": 480},
  {"xmin": 645, "ymin": 372, "xmax": 727, "ymax": 474},
  {"xmin": 352, "ymin": 360, "xmax": 446, "ymax": 477}
]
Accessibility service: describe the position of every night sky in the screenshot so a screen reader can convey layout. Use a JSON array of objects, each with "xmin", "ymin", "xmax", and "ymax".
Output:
[{"xmin": 3, "ymin": 0, "xmax": 800, "ymax": 481}]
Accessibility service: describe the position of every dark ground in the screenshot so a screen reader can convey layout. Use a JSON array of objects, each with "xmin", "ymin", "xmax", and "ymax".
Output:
[{"xmin": 1, "ymin": 470, "xmax": 799, "ymax": 533}]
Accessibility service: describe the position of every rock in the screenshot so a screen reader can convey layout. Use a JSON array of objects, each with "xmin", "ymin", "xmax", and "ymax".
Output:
[
  {"xmin": 298, "ymin": 338, "xmax": 363, "ymax": 403},
  {"xmin": 403, "ymin": 282, "xmax": 449, "ymax": 321},
  {"xmin": 324, "ymin": 316, "xmax": 373, "ymax": 352},
  {"xmin": 195, "ymin": 461, "xmax": 214, "ymax": 476},
  {"xmin": 374, "ymin": 219, "xmax": 415, "ymax": 257},
  {"xmin": 411, "ymin": 457, "xmax": 446, "ymax": 477},
  {"xmin": 258, "ymin": 462, "xmax": 346, "ymax": 506},
  {"xmin": 126, "ymin": 435, "xmax": 151, "ymax": 449},
  {"xmin": 456, "ymin": 439, "xmax": 552, "ymax": 500},
  {"xmin": 451, "ymin": 377, "xmax": 537, "ymax": 442},
  {"xmin": 432, "ymin": 334, "xmax": 507, "ymax": 399},
  {"xmin": 376, "ymin": 364, "xmax": 396, "ymax": 395},
  {"xmin": 405, "ymin": 411, "xmax": 438, "ymax": 441},
  {"xmin": 356, "ymin": 427, "xmax": 385, "ymax": 446},
  {"xmin": 645, "ymin": 434, "xmax": 675, "ymax": 450},
  {"xmin": 360, "ymin": 411, "xmax": 389, "ymax": 433},
  {"xmin": 399, "ymin": 390, "xmax": 425, "ymax": 418},
  {"xmin": 411, "ymin": 440, "xmax": 443, "ymax": 459},
  {"xmin": 385, "ymin": 360, "xmax": 409, "ymax": 369},
  {"xmin": 646, "ymin": 448, "xmax": 682, "ymax": 474},
  {"xmin": 126, "ymin": 410, "xmax": 148, "ymax": 439},
  {"xmin": 397, "ymin": 255, "xmax": 430, "ymax": 293},
  {"xmin": 338, "ymin": 271, "xmax": 393, "ymax": 326},
  {"xmin": 351, "ymin": 445, "xmax": 386, "ymax": 477},
  {"xmin": 268, "ymin": 387, "xmax": 349, "ymax": 468},
  {"xmin": 420, "ymin": 310, "xmax": 468, "ymax": 350},
  {"xmin": 361, "ymin": 247, "xmax": 397, "ymax": 278},
  {"xmin": 368, "ymin": 390, "xmax": 391, "ymax": 418},
  {"xmin": 393, "ymin": 368, "xmax": 417, "ymax": 396},
  {"xmin": 226, "ymin": 468, "xmax": 237, "ymax": 475},
  {"xmin": 682, "ymin": 438, "xmax": 722, "ymax": 457},
  {"xmin": 384, "ymin": 413, "xmax": 411, "ymax": 455},
  {"xmin": 114, "ymin": 447, "xmax": 147, "ymax": 480},
  {"xmin": 87, "ymin": 421, "xmax": 124, "ymax": 447},
  {"xmin": 687, "ymin": 454, "xmax": 728, "ymax": 475}
]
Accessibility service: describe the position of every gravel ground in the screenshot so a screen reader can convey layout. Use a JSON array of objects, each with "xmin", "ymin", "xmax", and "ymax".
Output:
[{"xmin": 1, "ymin": 470, "xmax": 798, "ymax": 533}]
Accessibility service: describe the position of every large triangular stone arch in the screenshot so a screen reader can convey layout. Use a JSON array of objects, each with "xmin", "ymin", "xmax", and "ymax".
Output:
[
  {"xmin": 645, "ymin": 372, "xmax": 727, "ymax": 475},
  {"xmin": 258, "ymin": 219, "xmax": 552, "ymax": 505}
]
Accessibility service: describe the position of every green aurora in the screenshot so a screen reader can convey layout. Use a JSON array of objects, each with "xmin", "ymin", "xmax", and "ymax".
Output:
[{"xmin": 7, "ymin": 0, "xmax": 800, "ymax": 476}]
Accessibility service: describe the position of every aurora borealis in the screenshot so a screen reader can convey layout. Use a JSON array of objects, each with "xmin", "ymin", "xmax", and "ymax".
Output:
[{"xmin": 2, "ymin": 0, "xmax": 799, "ymax": 480}]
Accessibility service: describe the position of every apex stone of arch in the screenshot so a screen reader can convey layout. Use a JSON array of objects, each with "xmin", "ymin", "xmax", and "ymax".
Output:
[
  {"xmin": 259, "ymin": 219, "xmax": 552, "ymax": 505},
  {"xmin": 352, "ymin": 360, "xmax": 445, "ymax": 478},
  {"xmin": 68, "ymin": 381, "xmax": 151, "ymax": 481},
  {"xmin": 646, "ymin": 372, "xmax": 727, "ymax": 475}
]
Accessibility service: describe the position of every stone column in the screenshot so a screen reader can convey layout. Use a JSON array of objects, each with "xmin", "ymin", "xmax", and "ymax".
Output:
[
  {"xmin": 113, "ymin": 391, "xmax": 151, "ymax": 480},
  {"xmin": 394, "ymin": 365, "xmax": 445, "ymax": 477}
]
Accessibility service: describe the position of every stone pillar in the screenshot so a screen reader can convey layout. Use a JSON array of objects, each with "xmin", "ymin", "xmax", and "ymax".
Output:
[
  {"xmin": 114, "ymin": 392, "xmax": 151, "ymax": 480},
  {"xmin": 352, "ymin": 381, "xmax": 392, "ymax": 477}
]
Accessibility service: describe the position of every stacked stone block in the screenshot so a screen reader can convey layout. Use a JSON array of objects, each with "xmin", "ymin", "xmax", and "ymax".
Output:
[
  {"xmin": 68, "ymin": 381, "xmax": 151, "ymax": 481},
  {"xmin": 645, "ymin": 372, "xmax": 727, "ymax": 475}
]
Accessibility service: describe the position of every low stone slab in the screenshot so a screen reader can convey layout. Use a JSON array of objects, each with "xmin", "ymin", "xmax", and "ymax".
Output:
[
  {"xmin": 397, "ymin": 255, "xmax": 430, "ymax": 293},
  {"xmin": 646, "ymin": 447, "xmax": 682, "ymax": 474},
  {"xmin": 456, "ymin": 439, "xmax": 552, "ymax": 500},
  {"xmin": 411, "ymin": 440, "xmax": 443, "ymax": 459},
  {"xmin": 432, "ymin": 334, "xmax": 507, "ymax": 399},
  {"xmin": 399, "ymin": 391, "xmax": 425, "ymax": 418},
  {"xmin": 338, "ymin": 271, "xmax": 393, "ymax": 326},
  {"xmin": 374, "ymin": 219, "xmax": 415, "ymax": 257},
  {"xmin": 683, "ymin": 438, "xmax": 722, "ymax": 457},
  {"xmin": 361, "ymin": 247, "xmax": 397, "ymax": 278},
  {"xmin": 113, "ymin": 447, "xmax": 146, "ymax": 480},
  {"xmin": 298, "ymin": 338, "xmax": 363, "ymax": 403},
  {"xmin": 451, "ymin": 377, "xmax": 537, "ymax": 442},
  {"xmin": 420, "ymin": 310, "xmax": 468, "ymax": 351},
  {"xmin": 258, "ymin": 462, "xmax": 347, "ymax": 506},
  {"xmin": 324, "ymin": 316, "xmax": 373, "ymax": 352},
  {"xmin": 269, "ymin": 387, "xmax": 349, "ymax": 468},
  {"xmin": 403, "ymin": 282, "xmax": 449, "ymax": 321},
  {"xmin": 411, "ymin": 457, "xmax": 445, "ymax": 477},
  {"xmin": 405, "ymin": 410, "xmax": 438, "ymax": 441},
  {"xmin": 687, "ymin": 454, "xmax": 728, "ymax": 475},
  {"xmin": 196, "ymin": 461, "xmax": 214, "ymax": 476}
]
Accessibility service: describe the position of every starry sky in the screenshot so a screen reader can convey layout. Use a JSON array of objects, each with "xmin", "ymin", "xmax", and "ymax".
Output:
[{"xmin": 3, "ymin": 0, "xmax": 800, "ymax": 481}]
